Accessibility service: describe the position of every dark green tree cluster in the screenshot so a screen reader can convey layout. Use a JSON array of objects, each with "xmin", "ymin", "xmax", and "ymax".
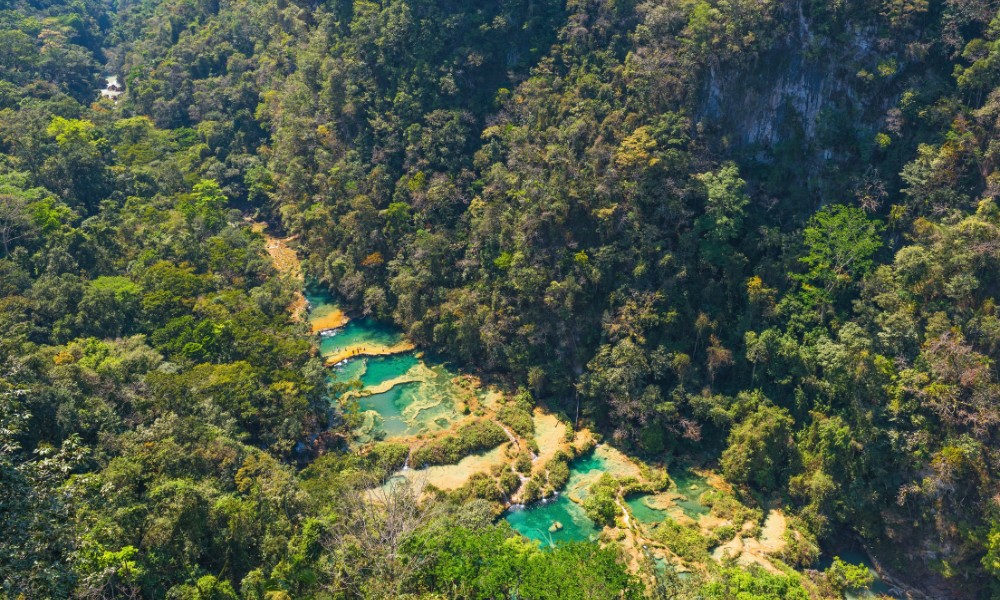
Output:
[{"xmin": 0, "ymin": 1, "xmax": 332, "ymax": 596}]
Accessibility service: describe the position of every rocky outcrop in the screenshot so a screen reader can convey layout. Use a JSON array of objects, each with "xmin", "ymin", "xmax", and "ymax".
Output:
[{"xmin": 697, "ymin": 16, "xmax": 893, "ymax": 161}]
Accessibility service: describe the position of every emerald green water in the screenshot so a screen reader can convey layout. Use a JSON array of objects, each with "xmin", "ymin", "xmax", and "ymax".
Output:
[
  {"xmin": 357, "ymin": 382, "xmax": 425, "ymax": 438},
  {"xmin": 669, "ymin": 469, "xmax": 712, "ymax": 519},
  {"xmin": 331, "ymin": 356, "xmax": 367, "ymax": 384},
  {"xmin": 305, "ymin": 289, "xmax": 333, "ymax": 309},
  {"xmin": 505, "ymin": 450, "xmax": 616, "ymax": 545},
  {"xmin": 504, "ymin": 495, "xmax": 600, "ymax": 547},
  {"xmin": 626, "ymin": 494, "xmax": 667, "ymax": 523},
  {"xmin": 359, "ymin": 354, "xmax": 421, "ymax": 387},
  {"xmin": 329, "ymin": 353, "xmax": 420, "ymax": 388},
  {"xmin": 309, "ymin": 290, "xmax": 466, "ymax": 442},
  {"xmin": 624, "ymin": 469, "xmax": 711, "ymax": 528},
  {"xmin": 564, "ymin": 451, "xmax": 611, "ymax": 501},
  {"xmin": 304, "ymin": 289, "xmax": 345, "ymax": 329},
  {"xmin": 306, "ymin": 288, "xmax": 405, "ymax": 361},
  {"xmin": 319, "ymin": 319, "xmax": 404, "ymax": 360}
]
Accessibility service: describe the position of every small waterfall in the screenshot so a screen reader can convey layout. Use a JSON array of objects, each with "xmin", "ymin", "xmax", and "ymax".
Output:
[{"xmin": 402, "ymin": 448, "xmax": 411, "ymax": 471}]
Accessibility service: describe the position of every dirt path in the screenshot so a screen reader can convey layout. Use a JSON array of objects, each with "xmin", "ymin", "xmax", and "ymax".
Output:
[
  {"xmin": 252, "ymin": 222, "xmax": 308, "ymax": 320},
  {"xmin": 617, "ymin": 496, "xmax": 632, "ymax": 528},
  {"xmin": 498, "ymin": 424, "xmax": 521, "ymax": 448}
]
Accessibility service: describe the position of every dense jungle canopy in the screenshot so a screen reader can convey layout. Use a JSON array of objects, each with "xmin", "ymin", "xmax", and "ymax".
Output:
[{"xmin": 5, "ymin": 0, "xmax": 1000, "ymax": 598}]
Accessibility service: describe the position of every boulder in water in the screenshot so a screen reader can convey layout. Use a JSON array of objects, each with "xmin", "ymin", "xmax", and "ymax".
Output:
[{"xmin": 548, "ymin": 521, "xmax": 563, "ymax": 532}]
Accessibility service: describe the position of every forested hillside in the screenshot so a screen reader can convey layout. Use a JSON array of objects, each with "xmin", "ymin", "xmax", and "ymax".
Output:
[{"xmin": 5, "ymin": 0, "xmax": 1000, "ymax": 597}]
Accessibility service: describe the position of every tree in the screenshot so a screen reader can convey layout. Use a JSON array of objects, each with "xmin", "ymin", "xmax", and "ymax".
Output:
[
  {"xmin": 983, "ymin": 524, "xmax": 1000, "ymax": 579},
  {"xmin": 168, "ymin": 575, "xmax": 239, "ymax": 600},
  {"xmin": 721, "ymin": 398, "xmax": 796, "ymax": 493},
  {"xmin": 323, "ymin": 477, "xmax": 441, "ymax": 597},
  {"xmin": 797, "ymin": 204, "xmax": 882, "ymax": 316},
  {"xmin": 0, "ymin": 194, "xmax": 33, "ymax": 256},
  {"xmin": 521, "ymin": 543, "xmax": 642, "ymax": 600},
  {"xmin": 408, "ymin": 525, "xmax": 641, "ymax": 599},
  {"xmin": 42, "ymin": 117, "xmax": 109, "ymax": 211},
  {"xmin": 75, "ymin": 276, "xmax": 142, "ymax": 339},
  {"xmin": 75, "ymin": 545, "xmax": 145, "ymax": 600},
  {"xmin": 582, "ymin": 474, "xmax": 620, "ymax": 527},
  {"xmin": 1, "ymin": 386, "xmax": 88, "ymax": 598},
  {"xmin": 697, "ymin": 163, "xmax": 751, "ymax": 244},
  {"xmin": 179, "ymin": 180, "xmax": 229, "ymax": 232},
  {"xmin": 701, "ymin": 567, "xmax": 809, "ymax": 600},
  {"xmin": 825, "ymin": 557, "xmax": 875, "ymax": 594}
]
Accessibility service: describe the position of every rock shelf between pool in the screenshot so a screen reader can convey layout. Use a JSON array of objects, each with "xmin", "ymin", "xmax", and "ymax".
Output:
[{"xmin": 323, "ymin": 340, "xmax": 416, "ymax": 367}]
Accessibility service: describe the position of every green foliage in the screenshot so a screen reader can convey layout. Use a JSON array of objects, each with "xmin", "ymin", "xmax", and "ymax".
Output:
[
  {"xmin": 409, "ymin": 525, "xmax": 642, "ymax": 599},
  {"xmin": 75, "ymin": 544, "xmax": 145, "ymax": 600},
  {"xmin": 703, "ymin": 489, "xmax": 763, "ymax": 534},
  {"xmin": 497, "ymin": 389, "xmax": 536, "ymax": 438},
  {"xmin": 582, "ymin": 473, "xmax": 620, "ymax": 527},
  {"xmin": 4, "ymin": 0, "xmax": 1000, "ymax": 594},
  {"xmin": 519, "ymin": 542, "xmax": 644, "ymax": 599},
  {"xmin": 545, "ymin": 458, "xmax": 570, "ymax": 490},
  {"xmin": 178, "ymin": 179, "xmax": 228, "ymax": 231},
  {"xmin": 520, "ymin": 478, "xmax": 542, "ymax": 504},
  {"xmin": 697, "ymin": 163, "xmax": 751, "ymax": 244},
  {"xmin": 700, "ymin": 567, "xmax": 809, "ymax": 600},
  {"xmin": 514, "ymin": 451, "xmax": 533, "ymax": 474},
  {"xmin": 800, "ymin": 205, "xmax": 883, "ymax": 283},
  {"xmin": 826, "ymin": 557, "xmax": 875, "ymax": 593},
  {"xmin": 776, "ymin": 520, "xmax": 821, "ymax": 568},
  {"xmin": 795, "ymin": 204, "xmax": 883, "ymax": 317},
  {"xmin": 410, "ymin": 420, "xmax": 507, "ymax": 467},
  {"xmin": 984, "ymin": 524, "xmax": 1000, "ymax": 578},
  {"xmin": 721, "ymin": 398, "xmax": 796, "ymax": 493},
  {"xmin": 650, "ymin": 519, "xmax": 711, "ymax": 562},
  {"xmin": 365, "ymin": 442, "xmax": 410, "ymax": 474},
  {"xmin": 459, "ymin": 472, "xmax": 503, "ymax": 502},
  {"xmin": 168, "ymin": 575, "xmax": 239, "ymax": 600}
]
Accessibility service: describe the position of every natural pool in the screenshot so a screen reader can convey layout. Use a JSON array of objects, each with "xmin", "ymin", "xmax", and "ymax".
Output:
[
  {"xmin": 669, "ymin": 469, "xmax": 712, "ymax": 519},
  {"xmin": 625, "ymin": 493, "xmax": 668, "ymax": 524},
  {"xmin": 505, "ymin": 494, "xmax": 600, "ymax": 546},
  {"xmin": 308, "ymin": 291, "xmax": 470, "ymax": 442},
  {"xmin": 504, "ymin": 446, "xmax": 642, "ymax": 545},
  {"xmin": 625, "ymin": 468, "xmax": 712, "ymax": 527},
  {"xmin": 507, "ymin": 454, "xmax": 713, "ymax": 545},
  {"xmin": 356, "ymin": 354, "xmax": 421, "ymax": 388},
  {"xmin": 304, "ymin": 289, "xmax": 348, "ymax": 332},
  {"xmin": 318, "ymin": 319, "xmax": 406, "ymax": 360}
]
